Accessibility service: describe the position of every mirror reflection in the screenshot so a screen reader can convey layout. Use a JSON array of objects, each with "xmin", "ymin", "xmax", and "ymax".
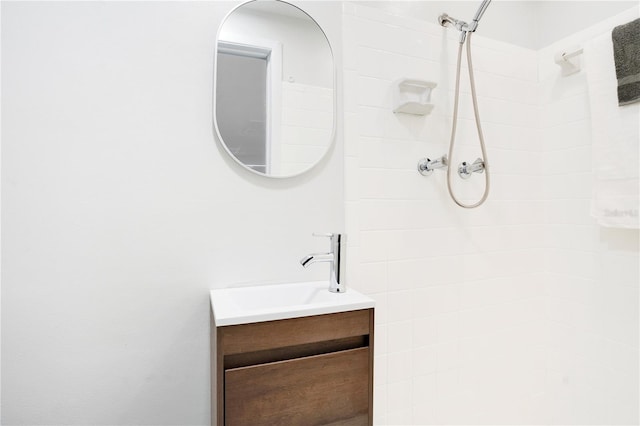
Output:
[{"xmin": 214, "ymin": 0, "xmax": 335, "ymax": 178}]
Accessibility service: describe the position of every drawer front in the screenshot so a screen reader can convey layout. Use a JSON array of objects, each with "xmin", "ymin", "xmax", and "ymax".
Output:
[
  {"xmin": 220, "ymin": 309, "xmax": 371, "ymax": 355},
  {"xmin": 224, "ymin": 347, "xmax": 370, "ymax": 426}
]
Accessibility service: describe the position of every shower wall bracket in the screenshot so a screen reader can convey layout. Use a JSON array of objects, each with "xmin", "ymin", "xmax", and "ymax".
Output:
[
  {"xmin": 554, "ymin": 45, "xmax": 584, "ymax": 76},
  {"xmin": 393, "ymin": 79, "xmax": 437, "ymax": 115}
]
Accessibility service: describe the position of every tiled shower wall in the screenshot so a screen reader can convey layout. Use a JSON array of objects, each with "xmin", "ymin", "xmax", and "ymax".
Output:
[
  {"xmin": 343, "ymin": 3, "xmax": 638, "ymax": 425},
  {"xmin": 539, "ymin": 8, "xmax": 639, "ymax": 425},
  {"xmin": 343, "ymin": 4, "xmax": 546, "ymax": 424}
]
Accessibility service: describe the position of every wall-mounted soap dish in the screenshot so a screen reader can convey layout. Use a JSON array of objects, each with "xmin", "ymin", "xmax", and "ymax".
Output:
[{"xmin": 393, "ymin": 78, "xmax": 437, "ymax": 115}]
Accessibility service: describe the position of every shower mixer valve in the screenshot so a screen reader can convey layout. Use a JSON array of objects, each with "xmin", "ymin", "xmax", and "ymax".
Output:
[
  {"xmin": 417, "ymin": 155, "xmax": 448, "ymax": 176},
  {"xmin": 458, "ymin": 158, "xmax": 485, "ymax": 179}
]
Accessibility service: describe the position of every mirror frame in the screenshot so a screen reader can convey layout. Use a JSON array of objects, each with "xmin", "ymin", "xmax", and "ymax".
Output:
[{"xmin": 213, "ymin": 0, "xmax": 337, "ymax": 179}]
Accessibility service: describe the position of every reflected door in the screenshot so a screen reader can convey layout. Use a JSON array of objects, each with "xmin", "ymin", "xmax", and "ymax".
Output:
[{"xmin": 216, "ymin": 46, "xmax": 269, "ymax": 174}]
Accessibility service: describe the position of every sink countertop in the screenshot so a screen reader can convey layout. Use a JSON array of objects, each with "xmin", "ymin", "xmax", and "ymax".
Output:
[{"xmin": 210, "ymin": 281, "xmax": 375, "ymax": 326}]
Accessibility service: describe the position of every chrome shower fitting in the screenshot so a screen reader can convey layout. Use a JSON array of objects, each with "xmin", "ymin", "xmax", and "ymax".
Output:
[
  {"xmin": 437, "ymin": 0, "xmax": 492, "ymax": 209},
  {"xmin": 418, "ymin": 155, "xmax": 448, "ymax": 176},
  {"xmin": 438, "ymin": 0, "xmax": 490, "ymax": 43},
  {"xmin": 458, "ymin": 158, "xmax": 485, "ymax": 179},
  {"xmin": 438, "ymin": 13, "xmax": 473, "ymax": 32},
  {"xmin": 439, "ymin": 13, "xmax": 474, "ymax": 43}
]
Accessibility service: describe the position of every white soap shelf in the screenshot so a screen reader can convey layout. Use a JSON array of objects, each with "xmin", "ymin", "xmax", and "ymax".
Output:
[{"xmin": 393, "ymin": 79, "xmax": 437, "ymax": 115}]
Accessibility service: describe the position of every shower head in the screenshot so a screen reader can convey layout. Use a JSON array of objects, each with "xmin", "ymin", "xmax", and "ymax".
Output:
[{"xmin": 472, "ymin": 0, "xmax": 492, "ymax": 25}]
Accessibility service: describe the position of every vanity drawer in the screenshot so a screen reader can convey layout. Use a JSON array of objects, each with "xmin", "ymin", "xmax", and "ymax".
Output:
[
  {"xmin": 224, "ymin": 347, "xmax": 369, "ymax": 426},
  {"xmin": 220, "ymin": 309, "xmax": 371, "ymax": 355}
]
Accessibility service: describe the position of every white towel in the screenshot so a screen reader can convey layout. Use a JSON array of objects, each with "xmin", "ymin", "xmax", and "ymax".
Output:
[{"xmin": 585, "ymin": 32, "xmax": 640, "ymax": 229}]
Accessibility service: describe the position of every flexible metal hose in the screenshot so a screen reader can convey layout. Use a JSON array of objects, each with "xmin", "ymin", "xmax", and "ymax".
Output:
[{"xmin": 446, "ymin": 32, "xmax": 490, "ymax": 208}]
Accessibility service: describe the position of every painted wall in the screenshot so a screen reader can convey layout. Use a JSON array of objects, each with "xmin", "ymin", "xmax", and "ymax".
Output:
[{"xmin": 1, "ymin": 1, "xmax": 343, "ymax": 424}]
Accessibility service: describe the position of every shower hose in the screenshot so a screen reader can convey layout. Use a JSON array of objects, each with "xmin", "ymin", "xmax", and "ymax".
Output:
[{"xmin": 446, "ymin": 32, "xmax": 490, "ymax": 209}]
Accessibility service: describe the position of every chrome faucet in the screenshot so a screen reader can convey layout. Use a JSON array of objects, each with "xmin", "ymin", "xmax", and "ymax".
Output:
[
  {"xmin": 300, "ymin": 233, "xmax": 346, "ymax": 293},
  {"xmin": 418, "ymin": 155, "xmax": 448, "ymax": 176},
  {"xmin": 458, "ymin": 158, "xmax": 485, "ymax": 179}
]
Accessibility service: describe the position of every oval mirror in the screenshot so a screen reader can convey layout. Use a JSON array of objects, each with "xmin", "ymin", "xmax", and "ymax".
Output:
[{"xmin": 214, "ymin": 0, "xmax": 335, "ymax": 178}]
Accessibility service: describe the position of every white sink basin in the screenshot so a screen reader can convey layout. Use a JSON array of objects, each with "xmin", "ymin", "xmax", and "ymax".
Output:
[{"xmin": 210, "ymin": 281, "xmax": 375, "ymax": 326}]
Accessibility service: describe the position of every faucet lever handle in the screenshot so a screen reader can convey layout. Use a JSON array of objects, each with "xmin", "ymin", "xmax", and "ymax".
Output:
[
  {"xmin": 313, "ymin": 232, "xmax": 335, "ymax": 238},
  {"xmin": 313, "ymin": 233, "xmax": 345, "ymax": 244}
]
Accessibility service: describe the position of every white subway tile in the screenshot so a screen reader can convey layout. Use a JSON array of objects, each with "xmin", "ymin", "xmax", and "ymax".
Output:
[
  {"xmin": 388, "ymin": 257, "xmax": 445, "ymax": 290},
  {"xmin": 386, "ymin": 408, "xmax": 413, "ymax": 425},
  {"xmin": 435, "ymin": 341, "xmax": 460, "ymax": 371},
  {"xmin": 542, "ymin": 173, "xmax": 593, "ymax": 200},
  {"xmin": 359, "ymin": 230, "xmax": 389, "ymax": 262},
  {"xmin": 387, "ymin": 379, "xmax": 413, "ymax": 413},
  {"xmin": 359, "ymin": 261, "xmax": 387, "ymax": 294},
  {"xmin": 542, "ymin": 93, "xmax": 590, "ymax": 127},
  {"xmin": 373, "ymin": 384, "xmax": 388, "ymax": 425},
  {"xmin": 375, "ymin": 323, "xmax": 388, "ymax": 356},
  {"xmin": 411, "ymin": 373, "xmax": 437, "ymax": 407},
  {"xmin": 387, "ymin": 320, "xmax": 413, "ymax": 352},
  {"xmin": 412, "ymin": 345, "xmax": 437, "ymax": 376},
  {"xmin": 435, "ymin": 312, "xmax": 461, "ymax": 344},
  {"xmin": 357, "ymin": 168, "xmax": 428, "ymax": 200},
  {"xmin": 544, "ymin": 199, "xmax": 595, "ymax": 226},
  {"xmin": 415, "ymin": 284, "xmax": 460, "ymax": 316},
  {"xmin": 413, "ymin": 316, "xmax": 438, "ymax": 347},
  {"xmin": 371, "ymin": 293, "xmax": 388, "ymax": 327},
  {"xmin": 387, "ymin": 350, "xmax": 413, "ymax": 384},
  {"xmin": 387, "ymin": 290, "xmax": 415, "ymax": 322},
  {"xmin": 374, "ymin": 353, "xmax": 388, "ymax": 386},
  {"xmin": 546, "ymin": 248, "xmax": 598, "ymax": 280}
]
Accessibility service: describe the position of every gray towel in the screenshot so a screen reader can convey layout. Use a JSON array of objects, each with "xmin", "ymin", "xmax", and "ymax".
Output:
[{"xmin": 612, "ymin": 18, "xmax": 640, "ymax": 106}]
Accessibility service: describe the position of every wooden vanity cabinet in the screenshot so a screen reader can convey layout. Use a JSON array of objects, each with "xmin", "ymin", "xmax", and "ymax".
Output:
[{"xmin": 211, "ymin": 309, "xmax": 374, "ymax": 426}]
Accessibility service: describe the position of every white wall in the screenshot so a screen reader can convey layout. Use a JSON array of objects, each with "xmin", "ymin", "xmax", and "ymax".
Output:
[
  {"xmin": 358, "ymin": 1, "xmax": 637, "ymax": 50},
  {"xmin": 1, "ymin": 1, "xmax": 343, "ymax": 424},
  {"xmin": 343, "ymin": 4, "xmax": 545, "ymax": 423},
  {"xmin": 535, "ymin": 1, "xmax": 638, "ymax": 48},
  {"xmin": 359, "ymin": 0, "xmax": 540, "ymax": 49},
  {"xmin": 344, "ymin": 2, "xmax": 638, "ymax": 425},
  {"xmin": 538, "ymin": 7, "xmax": 639, "ymax": 424}
]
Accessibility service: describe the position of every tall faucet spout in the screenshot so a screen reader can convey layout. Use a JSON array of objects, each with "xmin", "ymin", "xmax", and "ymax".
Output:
[
  {"xmin": 300, "ymin": 253, "xmax": 334, "ymax": 268},
  {"xmin": 300, "ymin": 233, "xmax": 346, "ymax": 293}
]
